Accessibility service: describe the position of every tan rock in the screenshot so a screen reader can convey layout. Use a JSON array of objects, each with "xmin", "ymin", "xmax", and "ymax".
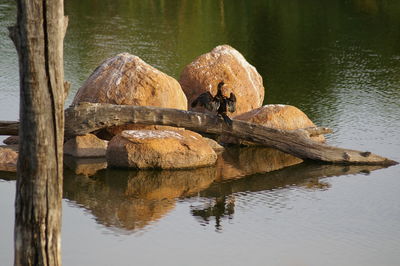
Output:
[
  {"xmin": 0, "ymin": 147, "xmax": 18, "ymax": 172},
  {"xmin": 221, "ymin": 104, "xmax": 325, "ymax": 144},
  {"xmin": 107, "ymin": 129, "xmax": 217, "ymax": 169},
  {"xmin": 203, "ymin": 137, "xmax": 224, "ymax": 152},
  {"xmin": 180, "ymin": 45, "xmax": 265, "ymax": 115},
  {"xmin": 64, "ymin": 134, "xmax": 108, "ymax": 157},
  {"xmin": 104, "ymin": 124, "xmax": 183, "ymax": 139},
  {"xmin": 71, "ymin": 53, "xmax": 187, "ymax": 110}
]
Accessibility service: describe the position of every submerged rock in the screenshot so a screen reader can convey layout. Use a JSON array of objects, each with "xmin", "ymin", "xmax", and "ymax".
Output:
[
  {"xmin": 72, "ymin": 52, "xmax": 187, "ymax": 110},
  {"xmin": 63, "ymin": 134, "xmax": 108, "ymax": 157},
  {"xmin": 221, "ymin": 104, "xmax": 325, "ymax": 145},
  {"xmin": 180, "ymin": 45, "xmax": 265, "ymax": 115},
  {"xmin": 106, "ymin": 129, "xmax": 217, "ymax": 169}
]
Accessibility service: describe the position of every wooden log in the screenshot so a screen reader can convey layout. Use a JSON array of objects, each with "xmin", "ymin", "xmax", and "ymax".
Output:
[
  {"xmin": 0, "ymin": 120, "xmax": 333, "ymax": 137},
  {"xmin": 64, "ymin": 103, "xmax": 397, "ymax": 166},
  {"xmin": 0, "ymin": 121, "xmax": 19, "ymax": 135},
  {"xmin": 10, "ymin": 0, "xmax": 67, "ymax": 265}
]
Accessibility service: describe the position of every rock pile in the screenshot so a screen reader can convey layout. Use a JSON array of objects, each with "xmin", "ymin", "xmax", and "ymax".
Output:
[{"xmin": 1, "ymin": 46, "xmax": 326, "ymax": 172}]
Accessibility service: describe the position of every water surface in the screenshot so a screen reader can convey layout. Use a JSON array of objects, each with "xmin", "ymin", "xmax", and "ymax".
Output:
[{"xmin": 1, "ymin": 0, "xmax": 400, "ymax": 265}]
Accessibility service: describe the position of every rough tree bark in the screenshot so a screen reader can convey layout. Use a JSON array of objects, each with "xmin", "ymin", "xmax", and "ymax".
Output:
[
  {"xmin": 9, "ymin": 0, "xmax": 68, "ymax": 265},
  {"xmin": 64, "ymin": 103, "xmax": 397, "ymax": 166}
]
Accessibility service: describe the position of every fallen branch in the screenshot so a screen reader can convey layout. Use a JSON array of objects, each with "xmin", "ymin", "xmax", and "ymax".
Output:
[
  {"xmin": 0, "ymin": 121, "xmax": 19, "ymax": 135},
  {"xmin": 63, "ymin": 103, "xmax": 397, "ymax": 166}
]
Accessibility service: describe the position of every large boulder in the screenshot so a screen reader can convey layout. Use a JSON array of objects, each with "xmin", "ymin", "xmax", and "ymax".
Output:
[
  {"xmin": 107, "ymin": 129, "xmax": 218, "ymax": 169},
  {"xmin": 63, "ymin": 134, "xmax": 108, "ymax": 157},
  {"xmin": 221, "ymin": 104, "xmax": 325, "ymax": 144},
  {"xmin": 72, "ymin": 53, "xmax": 187, "ymax": 110},
  {"xmin": 180, "ymin": 45, "xmax": 265, "ymax": 115}
]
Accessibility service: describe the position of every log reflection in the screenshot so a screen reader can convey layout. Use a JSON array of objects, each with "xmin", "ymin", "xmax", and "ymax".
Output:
[{"xmin": 191, "ymin": 162, "xmax": 387, "ymax": 230}]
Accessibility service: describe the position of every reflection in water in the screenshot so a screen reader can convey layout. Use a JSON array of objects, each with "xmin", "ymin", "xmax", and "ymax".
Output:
[
  {"xmin": 191, "ymin": 195, "xmax": 235, "ymax": 231},
  {"xmin": 63, "ymin": 166, "xmax": 216, "ymax": 233},
  {"xmin": 216, "ymin": 147, "xmax": 303, "ymax": 181},
  {"xmin": 64, "ymin": 155, "xmax": 107, "ymax": 176},
  {"xmin": 62, "ymin": 146, "xmax": 389, "ymax": 233},
  {"xmin": 192, "ymin": 162, "xmax": 387, "ymax": 230},
  {"xmin": 0, "ymin": 171, "xmax": 16, "ymax": 181}
]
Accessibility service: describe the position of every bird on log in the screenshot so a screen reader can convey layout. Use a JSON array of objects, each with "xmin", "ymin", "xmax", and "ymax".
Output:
[{"xmin": 191, "ymin": 81, "xmax": 237, "ymax": 126}]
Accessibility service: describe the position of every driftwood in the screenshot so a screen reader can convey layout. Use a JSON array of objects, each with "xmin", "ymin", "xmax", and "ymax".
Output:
[
  {"xmin": 62, "ymin": 103, "xmax": 397, "ymax": 166},
  {"xmin": 0, "ymin": 121, "xmax": 19, "ymax": 135},
  {"xmin": 0, "ymin": 120, "xmax": 331, "ymax": 137}
]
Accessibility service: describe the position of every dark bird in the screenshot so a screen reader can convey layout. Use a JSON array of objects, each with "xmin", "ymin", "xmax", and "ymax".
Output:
[{"xmin": 191, "ymin": 81, "xmax": 236, "ymax": 126}]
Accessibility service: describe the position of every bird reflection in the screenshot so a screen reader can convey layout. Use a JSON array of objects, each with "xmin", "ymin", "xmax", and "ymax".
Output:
[{"xmin": 191, "ymin": 195, "xmax": 235, "ymax": 231}]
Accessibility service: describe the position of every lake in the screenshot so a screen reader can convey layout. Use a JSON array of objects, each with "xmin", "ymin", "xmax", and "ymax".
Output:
[{"xmin": 1, "ymin": 0, "xmax": 400, "ymax": 265}]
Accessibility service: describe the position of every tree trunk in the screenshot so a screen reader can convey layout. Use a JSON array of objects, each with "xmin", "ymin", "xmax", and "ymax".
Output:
[
  {"xmin": 9, "ymin": 0, "xmax": 67, "ymax": 265},
  {"xmin": 65, "ymin": 103, "xmax": 397, "ymax": 166}
]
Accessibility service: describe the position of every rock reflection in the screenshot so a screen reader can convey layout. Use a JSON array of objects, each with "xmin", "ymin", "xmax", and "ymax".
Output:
[
  {"xmin": 216, "ymin": 146, "xmax": 303, "ymax": 181},
  {"xmin": 63, "ymin": 167, "xmax": 216, "ymax": 233},
  {"xmin": 192, "ymin": 163, "xmax": 387, "ymax": 230},
  {"xmin": 6, "ymin": 146, "xmax": 389, "ymax": 234},
  {"xmin": 64, "ymin": 155, "xmax": 107, "ymax": 176}
]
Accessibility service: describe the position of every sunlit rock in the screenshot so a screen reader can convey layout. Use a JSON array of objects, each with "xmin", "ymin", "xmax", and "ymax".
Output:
[
  {"xmin": 203, "ymin": 137, "xmax": 224, "ymax": 152},
  {"xmin": 101, "ymin": 124, "xmax": 184, "ymax": 141},
  {"xmin": 221, "ymin": 104, "xmax": 325, "ymax": 145},
  {"xmin": 63, "ymin": 133, "xmax": 108, "ymax": 157},
  {"xmin": 180, "ymin": 44, "xmax": 265, "ymax": 115},
  {"xmin": 0, "ymin": 146, "xmax": 18, "ymax": 172},
  {"xmin": 106, "ymin": 129, "xmax": 218, "ymax": 169},
  {"xmin": 71, "ymin": 53, "xmax": 188, "ymax": 138},
  {"xmin": 72, "ymin": 52, "xmax": 187, "ymax": 109}
]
